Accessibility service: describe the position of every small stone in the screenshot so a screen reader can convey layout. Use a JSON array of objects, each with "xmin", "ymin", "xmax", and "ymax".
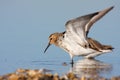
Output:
[
  {"xmin": 53, "ymin": 73, "xmax": 59, "ymax": 80},
  {"xmin": 62, "ymin": 62, "xmax": 67, "ymax": 66},
  {"xmin": 81, "ymin": 76, "xmax": 86, "ymax": 80},
  {"xmin": 44, "ymin": 73, "xmax": 53, "ymax": 80},
  {"xmin": 67, "ymin": 73, "xmax": 76, "ymax": 79},
  {"xmin": 16, "ymin": 68, "xmax": 26, "ymax": 73},
  {"xmin": 60, "ymin": 75, "xmax": 68, "ymax": 80},
  {"xmin": 0, "ymin": 76, "xmax": 3, "ymax": 80},
  {"xmin": 8, "ymin": 74, "xmax": 19, "ymax": 80},
  {"xmin": 73, "ymin": 78, "xmax": 78, "ymax": 80},
  {"xmin": 111, "ymin": 76, "xmax": 118, "ymax": 80},
  {"xmin": 27, "ymin": 70, "xmax": 37, "ymax": 77}
]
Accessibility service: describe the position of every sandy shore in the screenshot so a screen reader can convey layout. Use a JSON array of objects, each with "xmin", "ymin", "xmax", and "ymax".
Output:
[{"xmin": 0, "ymin": 68, "xmax": 120, "ymax": 80}]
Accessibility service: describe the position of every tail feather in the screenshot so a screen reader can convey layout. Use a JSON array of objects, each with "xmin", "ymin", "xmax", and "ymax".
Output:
[
  {"xmin": 103, "ymin": 45, "xmax": 114, "ymax": 50},
  {"xmin": 87, "ymin": 38, "xmax": 114, "ymax": 51}
]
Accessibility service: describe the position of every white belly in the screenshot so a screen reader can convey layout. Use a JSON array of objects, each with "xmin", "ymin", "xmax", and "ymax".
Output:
[
  {"xmin": 58, "ymin": 37, "xmax": 96, "ymax": 57},
  {"xmin": 57, "ymin": 35, "xmax": 112, "ymax": 59}
]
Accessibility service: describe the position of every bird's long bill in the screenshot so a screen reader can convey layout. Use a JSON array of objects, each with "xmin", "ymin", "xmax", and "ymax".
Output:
[{"xmin": 44, "ymin": 43, "xmax": 51, "ymax": 53}]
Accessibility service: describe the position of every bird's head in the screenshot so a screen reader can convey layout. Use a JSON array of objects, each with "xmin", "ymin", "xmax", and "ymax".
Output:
[{"xmin": 44, "ymin": 32, "xmax": 61, "ymax": 53}]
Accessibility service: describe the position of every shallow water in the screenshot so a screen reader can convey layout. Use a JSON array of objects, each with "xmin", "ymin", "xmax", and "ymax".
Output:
[
  {"xmin": 31, "ymin": 58, "xmax": 120, "ymax": 78},
  {"xmin": 0, "ymin": 51, "xmax": 120, "ymax": 78}
]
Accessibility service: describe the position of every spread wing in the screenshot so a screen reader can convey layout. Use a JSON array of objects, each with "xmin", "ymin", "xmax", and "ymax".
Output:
[{"xmin": 65, "ymin": 6, "xmax": 114, "ymax": 48}]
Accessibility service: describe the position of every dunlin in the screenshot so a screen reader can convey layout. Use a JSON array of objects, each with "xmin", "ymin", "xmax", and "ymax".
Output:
[{"xmin": 44, "ymin": 6, "xmax": 114, "ymax": 64}]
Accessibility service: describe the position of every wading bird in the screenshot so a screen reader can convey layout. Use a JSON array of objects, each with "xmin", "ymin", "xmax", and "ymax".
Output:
[{"xmin": 44, "ymin": 6, "xmax": 114, "ymax": 64}]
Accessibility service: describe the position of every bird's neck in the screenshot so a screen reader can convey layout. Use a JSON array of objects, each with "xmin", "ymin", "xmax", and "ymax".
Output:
[{"xmin": 55, "ymin": 32, "xmax": 64, "ymax": 46}]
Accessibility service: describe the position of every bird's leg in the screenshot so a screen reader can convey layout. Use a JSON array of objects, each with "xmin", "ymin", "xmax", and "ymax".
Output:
[
  {"xmin": 70, "ymin": 58, "xmax": 74, "ymax": 68},
  {"xmin": 70, "ymin": 58, "xmax": 74, "ymax": 64}
]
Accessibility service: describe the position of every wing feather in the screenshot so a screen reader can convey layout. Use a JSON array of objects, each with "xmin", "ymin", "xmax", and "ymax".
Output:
[
  {"xmin": 85, "ymin": 6, "xmax": 114, "ymax": 36},
  {"xmin": 65, "ymin": 6, "xmax": 114, "ymax": 47}
]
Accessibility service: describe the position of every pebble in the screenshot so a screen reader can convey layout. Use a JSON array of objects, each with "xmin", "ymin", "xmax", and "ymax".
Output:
[{"xmin": 0, "ymin": 68, "xmax": 120, "ymax": 80}]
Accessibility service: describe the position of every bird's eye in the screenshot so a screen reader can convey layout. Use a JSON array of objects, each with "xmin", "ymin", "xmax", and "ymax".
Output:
[{"xmin": 50, "ymin": 38, "xmax": 52, "ymax": 40}]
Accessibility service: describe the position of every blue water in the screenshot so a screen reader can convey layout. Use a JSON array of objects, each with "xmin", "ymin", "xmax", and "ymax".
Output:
[{"xmin": 0, "ymin": 47, "xmax": 120, "ymax": 78}]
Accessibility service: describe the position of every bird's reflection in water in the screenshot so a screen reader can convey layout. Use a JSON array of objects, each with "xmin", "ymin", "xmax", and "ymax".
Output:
[{"xmin": 71, "ymin": 59, "xmax": 112, "ymax": 78}]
